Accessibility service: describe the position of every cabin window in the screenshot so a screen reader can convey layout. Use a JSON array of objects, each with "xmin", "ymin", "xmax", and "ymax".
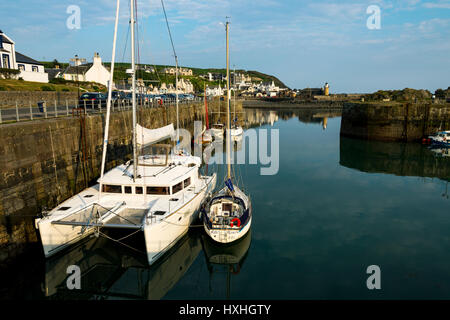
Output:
[
  {"xmin": 32, "ymin": 65, "xmax": 38, "ymax": 72},
  {"xmin": 172, "ymin": 181, "xmax": 183, "ymax": 194},
  {"xmin": 184, "ymin": 177, "xmax": 191, "ymax": 188},
  {"xmin": 124, "ymin": 186, "xmax": 132, "ymax": 194},
  {"xmin": 222, "ymin": 203, "xmax": 232, "ymax": 213},
  {"xmin": 146, "ymin": 186, "xmax": 169, "ymax": 195},
  {"xmin": 135, "ymin": 186, "xmax": 143, "ymax": 194},
  {"xmin": 102, "ymin": 184, "xmax": 122, "ymax": 193},
  {"xmin": 18, "ymin": 64, "xmax": 25, "ymax": 71}
]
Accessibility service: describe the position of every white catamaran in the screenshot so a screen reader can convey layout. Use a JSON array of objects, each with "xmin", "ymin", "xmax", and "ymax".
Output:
[
  {"xmin": 201, "ymin": 21, "xmax": 252, "ymax": 244},
  {"xmin": 35, "ymin": 0, "xmax": 216, "ymax": 265}
]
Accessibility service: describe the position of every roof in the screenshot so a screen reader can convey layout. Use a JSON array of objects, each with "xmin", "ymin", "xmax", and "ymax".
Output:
[
  {"xmin": 64, "ymin": 63, "xmax": 93, "ymax": 75},
  {"xmin": 15, "ymin": 51, "xmax": 43, "ymax": 65},
  {"xmin": 0, "ymin": 33, "xmax": 13, "ymax": 45}
]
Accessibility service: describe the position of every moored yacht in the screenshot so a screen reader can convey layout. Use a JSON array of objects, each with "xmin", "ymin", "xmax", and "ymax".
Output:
[
  {"xmin": 428, "ymin": 131, "xmax": 450, "ymax": 147},
  {"xmin": 201, "ymin": 21, "xmax": 252, "ymax": 244},
  {"xmin": 35, "ymin": 0, "xmax": 216, "ymax": 266}
]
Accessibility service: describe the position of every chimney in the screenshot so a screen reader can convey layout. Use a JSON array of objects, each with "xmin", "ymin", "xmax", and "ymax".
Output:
[{"xmin": 93, "ymin": 52, "xmax": 102, "ymax": 66}]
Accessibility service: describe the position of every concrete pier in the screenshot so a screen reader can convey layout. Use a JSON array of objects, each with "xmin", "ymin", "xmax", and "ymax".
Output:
[{"xmin": 340, "ymin": 102, "xmax": 450, "ymax": 142}]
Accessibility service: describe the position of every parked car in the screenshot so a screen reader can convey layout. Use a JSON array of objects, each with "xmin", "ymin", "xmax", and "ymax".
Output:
[{"xmin": 78, "ymin": 92, "xmax": 107, "ymax": 109}]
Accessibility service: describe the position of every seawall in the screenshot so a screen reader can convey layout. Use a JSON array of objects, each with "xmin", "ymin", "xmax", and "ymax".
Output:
[
  {"xmin": 0, "ymin": 99, "xmax": 237, "ymax": 268},
  {"xmin": 340, "ymin": 102, "xmax": 450, "ymax": 142}
]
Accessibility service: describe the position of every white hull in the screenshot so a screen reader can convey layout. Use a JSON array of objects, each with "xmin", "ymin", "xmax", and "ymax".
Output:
[
  {"xmin": 36, "ymin": 154, "xmax": 216, "ymax": 266},
  {"xmin": 144, "ymin": 174, "xmax": 216, "ymax": 265},
  {"xmin": 204, "ymin": 215, "xmax": 251, "ymax": 244}
]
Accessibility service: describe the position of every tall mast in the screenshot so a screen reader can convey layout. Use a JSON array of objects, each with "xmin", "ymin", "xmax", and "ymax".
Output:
[
  {"xmin": 131, "ymin": 0, "xmax": 137, "ymax": 181},
  {"xmin": 226, "ymin": 21, "xmax": 231, "ymax": 180},
  {"xmin": 175, "ymin": 57, "xmax": 179, "ymax": 148},
  {"xmin": 99, "ymin": 0, "xmax": 120, "ymax": 199}
]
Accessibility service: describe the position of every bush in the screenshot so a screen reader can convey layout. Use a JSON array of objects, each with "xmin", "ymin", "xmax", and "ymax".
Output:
[
  {"xmin": 41, "ymin": 85, "xmax": 56, "ymax": 91},
  {"xmin": 62, "ymin": 88, "xmax": 70, "ymax": 92},
  {"xmin": 18, "ymin": 77, "xmax": 24, "ymax": 81},
  {"xmin": 0, "ymin": 68, "xmax": 20, "ymax": 79},
  {"xmin": 49, "ymin": 78, "xmax": 67, "ymax": 85},
  {"xmin": 0, "ymin": 86, "xmax": 6, "ymax": 91}
]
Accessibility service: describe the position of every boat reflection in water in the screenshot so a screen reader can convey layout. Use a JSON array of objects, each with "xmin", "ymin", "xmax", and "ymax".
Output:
[
  {"xmin": 44, "ymin": 230, "xmax": 202, "ymax": 300},
  {"xmin": 201, "ymin": 228, "xmax": 251, "ymax": 299},
  {"xmin": 339, "ymin": 136, "xmax": 450, "ymax": 182}
]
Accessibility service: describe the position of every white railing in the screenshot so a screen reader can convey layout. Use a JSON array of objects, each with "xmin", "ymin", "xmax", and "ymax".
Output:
[{"xmin": 0, "ymin": 96, "xmax": 205, "ymax": 124}]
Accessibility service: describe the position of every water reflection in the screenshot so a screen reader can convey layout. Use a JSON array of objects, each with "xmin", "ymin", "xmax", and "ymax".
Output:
[
  {"xmin": 44, "ymin": 231, "xmax": 201, "ymax": 300},
  {"xmin": 44, "ymin": 228, "xmax": 252, "ymax": 300},
  {"xmin": 243, "ymin": 108, "xmax": 341, "ymax": 128},
  {"xmin": 340, "ymin": 136, "xmax": 450, "ymax": 182},
  {"xmin": 201, "ymin": 229, "xmax": 251, "ymax": 299}
]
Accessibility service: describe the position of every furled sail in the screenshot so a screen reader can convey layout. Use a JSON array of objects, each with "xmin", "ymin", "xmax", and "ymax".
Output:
[{"xmin": 136, "ymin": 123, "xmax": 175, "ymax": 146}]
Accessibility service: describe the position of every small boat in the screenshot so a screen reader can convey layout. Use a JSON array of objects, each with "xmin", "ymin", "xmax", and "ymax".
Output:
[
  {"xmin": 229, "ymin": 124, "xmax": 243, "ymax": 140},
  {"xmin": 211, "ymin": 123, "xmax": 225, "ymax": 139},
  {"xmin": 428, "ymin": 131, "xmax": 450, "ymax": 147},
  {"xmin": 202, "ymin": 21, "xmax": 252, "ymax": 244},
  {"xmin": 202, "ymin": 84, "xmax": 213, "ymax": 144}
]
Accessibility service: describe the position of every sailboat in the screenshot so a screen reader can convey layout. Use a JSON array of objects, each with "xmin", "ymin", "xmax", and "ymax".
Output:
[
  {"xmin": 202, "ymin": 83, "xmax": 213, "ymax": 143},
  {"xmin": 201, "ymin": 21, "xmax": 252, "ymax": 244},
  {"xmin": 229, "ymin": 66, "xmax": 243, "ymax": 140},
  {"xmin": 34, "ymin": 0, "xmax": 216, "ymax": 266}
]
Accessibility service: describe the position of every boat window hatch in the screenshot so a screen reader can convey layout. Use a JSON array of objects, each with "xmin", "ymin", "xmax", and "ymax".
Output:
[
  {"xmin": 147, "ymin": 186, "xmax": 169, "ymax": 195},
  {"xmin": 57, "ymin": 206, "xmax": 71, "ymax": 211},
  {"xmin": 102, "ymin": 185, "xmax": 122, "ymax": 193},
  {"xmin": 153, "ymin": 211, "xmax": 166, "ymax": 216}
]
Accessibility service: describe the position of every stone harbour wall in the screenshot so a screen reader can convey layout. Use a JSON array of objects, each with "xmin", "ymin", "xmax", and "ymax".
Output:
[{"xmin": 340, "ymin": 102, "xmax": 450, "ymax": 142}]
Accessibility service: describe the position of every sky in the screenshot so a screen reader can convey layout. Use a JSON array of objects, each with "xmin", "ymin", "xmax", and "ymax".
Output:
[{"xmin": 0, "ymin": 0, "xmax": 449, "ymax": 93}]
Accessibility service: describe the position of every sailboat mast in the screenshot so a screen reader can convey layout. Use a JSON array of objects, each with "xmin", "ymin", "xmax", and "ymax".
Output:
[
  {"xmin": 204, "ymin": 83, "xmax": 209, "ymax": 129},
  {"xmin": 175, "ymin": 57, "xmax": 179, "ymax": 148},
  {"xmin": 99, "ymin": 0, "xmax": 120, "ymax": 199},
  {"xmin": 226, "ymin": 21, "xmax": 231, "ymax": 180},
  {"xmin": 131, "ymin": 0, "xmax": 137, "ymax": 181}
]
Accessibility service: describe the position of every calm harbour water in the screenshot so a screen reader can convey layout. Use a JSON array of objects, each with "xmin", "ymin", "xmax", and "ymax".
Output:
[{"xmin": 2, "ymin": 108, "xmax": 450, "ymax": 300}]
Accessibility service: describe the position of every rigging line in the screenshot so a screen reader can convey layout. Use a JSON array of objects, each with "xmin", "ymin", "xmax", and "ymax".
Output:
[
  {"xmin": 161, "ymin": 0, "xmax": 177, "ymax": 61},
  {"xmin": 94, "ymin": 202, "xmax": 138, "ymax": 226},
  {"xmin": 99, "ymin": 231, "xmax": 145, "ymax": 254}
]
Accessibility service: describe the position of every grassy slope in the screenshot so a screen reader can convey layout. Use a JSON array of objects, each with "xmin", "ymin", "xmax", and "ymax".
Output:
[{"xmin": 0, "ymin": 79, "xmax": 106, "ymax": 92}]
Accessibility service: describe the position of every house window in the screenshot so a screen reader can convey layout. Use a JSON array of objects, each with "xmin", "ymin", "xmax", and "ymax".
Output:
[
  {"xmin": 18, "ymin": 64, "xmax": 25, "ymax": 71},
  {"xmin": 32, "ymin": 65, "xmax": 38, "ymax": 72},
  {"xmin": 2, "ymin": 54, "xmax": 10, "ymax": 69}
]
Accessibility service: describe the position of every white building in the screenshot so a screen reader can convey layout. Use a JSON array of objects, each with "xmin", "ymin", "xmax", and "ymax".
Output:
[
  {"xmin": 205, "ymin": 85, "xmax": 224, "ymax": 97},
  {"xmin": 63, "ymin": 53, "xmax": 111, "ymax": 87},
  {"xmin": 0, "ymin": 30, "xmax": 49, "ymax": 83},
  {"xmin": 162, "ymin": 67, "xmax": 193, "ymax": 76}
]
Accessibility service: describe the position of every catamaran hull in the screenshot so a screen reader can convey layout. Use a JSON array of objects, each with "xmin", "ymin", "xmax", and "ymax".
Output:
[
  {"xmin": 36, "ymin": 219, "xmax": 95, "ymax": 258},
  {"xmin": 204, "ymin": 216, "xmax": 252, "ymax": 244},
  {"xmin": 144, "ymin": 174, "xmax": 216, "ymax": 265}
]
